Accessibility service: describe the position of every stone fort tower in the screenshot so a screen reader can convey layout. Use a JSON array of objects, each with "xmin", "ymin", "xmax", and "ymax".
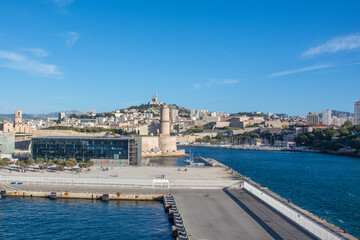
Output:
[
  {"xmin": 160, "ymin": 105, "xmax": 170, "ymax": 136},
  {"xmin": 141, "ymin": 102, "xmax": 185, "ymax": 157},
  {"xmin": 159, "ymin": 105, "xmax": 176, "ymax": 152}
]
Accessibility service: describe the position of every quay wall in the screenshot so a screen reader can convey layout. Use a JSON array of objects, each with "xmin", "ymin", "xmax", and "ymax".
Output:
[{"xmin": 5, "ymin": 190, "xmax": 162, "ymax": 201}]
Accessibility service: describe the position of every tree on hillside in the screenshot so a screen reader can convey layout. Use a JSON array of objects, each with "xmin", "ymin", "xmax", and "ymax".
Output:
[
  {"xmin": 338, "ymin": 127, "xmax": 350, "ymax": 136},
  {"xmin": 342, "ymin": 121, "xmax": 353, "ymax": 129},
  {"xmin": 215, "ymin": 132, "xmax": 224, "ymax": 140}
]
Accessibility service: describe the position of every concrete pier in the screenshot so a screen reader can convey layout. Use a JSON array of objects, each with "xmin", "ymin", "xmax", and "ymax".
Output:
[
  {"xmin": 0, "ymin": 161, "xmax": 357, "ymax": 240},
  {"xmin": 225, "ymin": 189, "xmax": 316, "ymax": 240},
  {"xmin": 1, "ymin": 187, "xmax": 325, "ymax": 240},
  {"xmin": 173, "ymin": 189, "xmax": 274, "ymax": 240}
]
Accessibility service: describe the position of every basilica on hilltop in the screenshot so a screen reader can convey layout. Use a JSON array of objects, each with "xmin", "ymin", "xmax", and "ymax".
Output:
[{"xmin": 148, "ymin": 92, "xmax": 164, "ymax": 105}]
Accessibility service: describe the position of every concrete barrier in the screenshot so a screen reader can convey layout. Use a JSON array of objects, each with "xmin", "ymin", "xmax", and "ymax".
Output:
[
  {"xmin": 243, "ymin": 181, "xmax": 350, "ymax": 240},
  {"xmin": 163, "ymin": 195, "xmax": 189, "ymax": 240}
]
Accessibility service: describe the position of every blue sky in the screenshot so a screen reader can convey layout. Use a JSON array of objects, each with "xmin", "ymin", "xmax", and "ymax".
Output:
[{"xmin": 0, "ymin": 0, "xmax": 359, "ymax": 115}]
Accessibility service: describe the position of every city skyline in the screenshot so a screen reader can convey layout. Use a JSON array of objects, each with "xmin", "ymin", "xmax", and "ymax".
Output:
[
  {"xmin": 0, "ymin": 92, "xmax": 358, "ymax": 117},
  {"xmin": 0, "ymin": 1, "xmax": 360, "ymax": 115}
]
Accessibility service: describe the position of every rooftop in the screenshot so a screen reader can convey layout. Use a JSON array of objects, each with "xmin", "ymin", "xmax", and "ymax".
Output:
[{"xmin": 32, "ymin": 135, "xmax": 140, "ymax": 140}]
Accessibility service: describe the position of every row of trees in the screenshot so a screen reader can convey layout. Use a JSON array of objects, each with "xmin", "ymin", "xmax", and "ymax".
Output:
[
  {"xmin": 0, "ymin": 157, "xmax": 94, "ymax": 171},
  {"xmin": 44, "ymin": 126, "xmax": 126, "ymax": 135},
  {"xmin": 46, "ymin": 158, "xmax": 94, "ymax": 170},
  {"xmin": 294, "ymin": 121, "xmax": 360, "ymax": 151},
  {"xmin": 0, "ymin": 158, "xmax": 11, "ymax": 167}
]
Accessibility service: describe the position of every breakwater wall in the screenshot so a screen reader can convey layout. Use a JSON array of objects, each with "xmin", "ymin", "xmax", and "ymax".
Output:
[
  {"xmin": 199, "ymin": 157, "xmax": 356, "ymax": 240},
  {"xmin": 163, "ymin": 195, "xmax": 189, "ymax": 240}
]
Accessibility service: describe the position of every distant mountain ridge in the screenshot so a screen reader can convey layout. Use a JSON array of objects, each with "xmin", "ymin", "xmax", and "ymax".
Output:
[
  {"xmin": 319, "ymin": 110, "xmax": 354, "ymax": 118},
  {"xmin": 0, "ymin": 110, "xmax": 83, "ymax": 121}
]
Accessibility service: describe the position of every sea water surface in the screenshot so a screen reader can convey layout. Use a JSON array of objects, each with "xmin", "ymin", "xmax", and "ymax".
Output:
[
  {"xmin": 179, "ymin": 146, "xmax": 360, "ymax": 238},
  {"xmin": 0, "ymin": 198, "xmax": 172, "ymax": 240}
]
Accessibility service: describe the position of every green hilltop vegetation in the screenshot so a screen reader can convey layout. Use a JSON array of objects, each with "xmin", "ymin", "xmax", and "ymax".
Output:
[
  {"xmin": 127, "ymin": 103, "xmax": 190, "ymax": 117},
  {"xmin": 295, "ymin": 121, "xmax": 360, "ymax": 151}
]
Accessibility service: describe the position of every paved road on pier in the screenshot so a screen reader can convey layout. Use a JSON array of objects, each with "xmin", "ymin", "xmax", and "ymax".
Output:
[
  {"xmin": 225, "ymin": 189, "xmax": 317, "ymax": 240},
  {"xmin": 173, "ymin": 189, "xmax": 317, "ymax": 240},
  {"xmin": 172, "ymin": 189, "xmax": 273, "ymax": 240}
]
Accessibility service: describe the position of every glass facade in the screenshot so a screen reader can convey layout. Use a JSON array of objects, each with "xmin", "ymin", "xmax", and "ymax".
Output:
[
  {"xmin": 31, "ymin": 137, "xmax": 141, "ymax": 165},
  {"xmin": 0, "ymin": 134, "xmax": 15, "ymax": 155}
]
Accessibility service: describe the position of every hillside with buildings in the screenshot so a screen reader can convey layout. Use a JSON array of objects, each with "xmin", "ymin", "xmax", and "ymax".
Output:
[{"xmin": 1, "ymin": 94, "xmax": 360, "ymax": 159}]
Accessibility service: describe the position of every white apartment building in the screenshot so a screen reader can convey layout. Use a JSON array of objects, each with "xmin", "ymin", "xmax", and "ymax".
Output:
[
  {"xmin": 355, "ymin": 100, "xmax": 360, "ymax": 125},
  {"xmin": 322, "ymin": 109, "xmax": 331, "ymax": 125}
]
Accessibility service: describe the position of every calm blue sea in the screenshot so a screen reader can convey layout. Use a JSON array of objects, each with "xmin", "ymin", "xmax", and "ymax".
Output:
[
  {"xmin": 179, "ymin": 146, "xmax": 360, "ymax": 238},
  {"xmin": 0, "ymin": 198, "xmax": 172, "ymax": 240}
]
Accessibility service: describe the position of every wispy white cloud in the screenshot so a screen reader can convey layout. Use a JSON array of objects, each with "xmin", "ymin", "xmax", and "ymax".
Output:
[
  {"xmin": 219, "ymin": 79, "xmax": 239, "ymax": 85},
  {"xmin": 268, "ymin": 64, "xmax": 334, "ymax": 78},
  {"xmin": 192, "ymin": 83, "xmax": 202, "ymax": 89},
  {"xmin": 193, "ymin": 78, "xmax": 240, "ymax": 89},
  {"xmin": 0, "ymin": 51, "xmax": 26, "ymax": 62},
  {"xmin": 18, "ymin": 48, "xmax": 48, "ymax": 57},
  {"xmin": 302, "ymin": 33, "xmax": 360, "ymax": 57},
  {"xmin": 65, "ymin": 32, "xmax": 79, "ymax": 47},
  {"xmin": 0, "ymin": 50, "xmax": 62, "ymax": 76}
]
